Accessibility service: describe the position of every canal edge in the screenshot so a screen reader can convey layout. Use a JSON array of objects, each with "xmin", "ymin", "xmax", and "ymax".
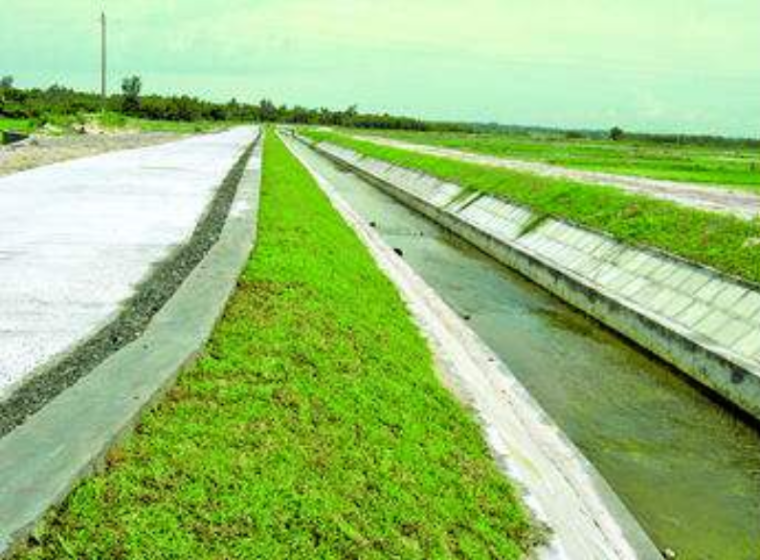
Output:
[
  {"xmin": 281, "ymin": 131, "xmax": 663, "ymax": 560},
  {"xmin": 299, "ymin": 134, "xmax": 760, "ymax": 424}
]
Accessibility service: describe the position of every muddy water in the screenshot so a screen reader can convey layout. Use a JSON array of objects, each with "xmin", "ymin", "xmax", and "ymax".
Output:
[{"xmin": 287, "ymin": 138, "xmax": 760, "ymax": 560}]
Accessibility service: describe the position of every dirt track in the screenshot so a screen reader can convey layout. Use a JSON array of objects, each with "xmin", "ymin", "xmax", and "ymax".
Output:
[
  {"xmin": 0, "ymin": 132, "xmax": 181, "ymax": 176},
  {"xmin": 354, "ymin": 134, "xmax": 760, "ymax": 221}
]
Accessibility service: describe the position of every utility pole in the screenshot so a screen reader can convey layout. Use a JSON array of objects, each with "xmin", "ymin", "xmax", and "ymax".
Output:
[{"xmin": 101, "ymin": 11, "xmax": 107, "ymax": 111}]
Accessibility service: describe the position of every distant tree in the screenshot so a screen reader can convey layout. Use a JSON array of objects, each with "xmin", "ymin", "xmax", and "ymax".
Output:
[
  {"xmin": 0, "ymin": 75, "xmax": 13, "ymax": 105},
  {"xmin": 342, "ymin": 104, "xmax": 358, "ymax": 126},
  {"xmin": 258, "ymin": 98, "xmax": 277, "ymax": 122},
  {"xmin": 121, "ymin": 75, "xmax": 142, "ymax": 114},
  {"xmin": 610, "ymin": 126, "xmax": 625, "ymax": 141},
  {"xmin": 225, "ymin": 98, "xmax": 240, "ymax": 120}
]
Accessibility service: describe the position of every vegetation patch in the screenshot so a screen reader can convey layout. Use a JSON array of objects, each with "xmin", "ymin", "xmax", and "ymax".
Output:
[
  {"xmin": 351, "ymin": 129, "xmax": 760, "ymax": 189},
  {"xmin": 18, "ymin": 132, "xmax": 538, "ymax": 559},
  {"xmin": 303, "ymin": 130, "xmax": 760, "ymax": 285},
  {"xmin": 0, "ymin": 114, "xmax": 227, "ymax": 136}
]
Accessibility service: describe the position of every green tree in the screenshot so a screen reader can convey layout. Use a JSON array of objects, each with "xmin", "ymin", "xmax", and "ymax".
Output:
[
  {"xmin": 258, "ymin": 98, "xmax": 278, "ymax": 122},
  {"xmin": 121, "ymin": 75, "xmax": 142, "ymax": 114},
  {"xmin": 342, "ymin": 104, "xmax": 358, "ymax": 126},
  {"xmin": 610, "ymin": 126, "xmax": 625, "ymax": 141},
  {"xmin": 0, "ymin": 75, "xmax": 13, "ymax": 105}
]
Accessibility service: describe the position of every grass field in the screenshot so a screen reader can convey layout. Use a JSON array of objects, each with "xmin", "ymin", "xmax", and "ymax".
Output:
[
  {"xmin": 0, "ymin": 117, "xmax": 39, "ymax": 134},
  {"xmin": 352, "ymin": 129, "xmax": 760, "ymax": 189},
  {"xmin": 18, "ymin": 132, "xmax": 537, "ymax": 559},
  {"xmin": 303, "ymin": 129, "xmax": 760, "ymax": 286},
  {"xmin": 0, "ymin": 114, "xmax": 228, "ymax": 136}
]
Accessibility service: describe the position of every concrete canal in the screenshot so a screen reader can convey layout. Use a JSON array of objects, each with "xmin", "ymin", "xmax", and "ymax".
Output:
[{"xmin": 286, "ymin": 137, "xmax": 760, "ymax": 559}]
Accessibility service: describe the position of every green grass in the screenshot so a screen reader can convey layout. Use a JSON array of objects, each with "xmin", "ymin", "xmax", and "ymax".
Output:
[
  {"xmin": 1, "ymin": 114, "xmax": 88, "ymax": 136},
  {"xmin": 351, "ymin": 129, "xmax": 760, "ymax": 189},
  {"xmin": 123, "ymin": 116, "xmax": 230, "ymax": 134},
  {"xmin": 0, "ymin": 114, "xmax": 231, "ymax": 136},
  {"xmin": 19, "ymin": 132, "xmax": 537, "ymax": 559},
  {"xmin": 303, "ymin": 130, "xmax": 760, "ymax": 286},
  {"xmin": 91, "ymin": 113, "xmax": 231, "ymax": 134},
  {"xmin": 0, "ymin": 117, "xmax": 38, "ymax": 134}
]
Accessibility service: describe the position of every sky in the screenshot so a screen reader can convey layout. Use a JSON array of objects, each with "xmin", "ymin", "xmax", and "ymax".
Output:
[{"xmin": 1, "ymin": 0, "xmax": 758, "ymax": 136}]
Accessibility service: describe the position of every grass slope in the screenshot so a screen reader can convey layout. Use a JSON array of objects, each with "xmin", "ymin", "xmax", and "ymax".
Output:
[
  {"xmin": 352, "ymin": 129, "xmax": 760, "ymax": 189},
  {"xmin": 0, "ymin": 114, "xmax": 227, "ymax": 136},
  {"xmin": 19, "ymin": 132, "xmax": 536, "ymax": 559},
  {"xmin": 303, "ymin": 130, "xmax": 760, "ymax": 286}
]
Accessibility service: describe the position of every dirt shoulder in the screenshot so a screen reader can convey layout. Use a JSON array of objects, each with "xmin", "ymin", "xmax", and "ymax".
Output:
[{"xmin": 0, "ymin": 132, "xmax": 183, "ymax": 177}]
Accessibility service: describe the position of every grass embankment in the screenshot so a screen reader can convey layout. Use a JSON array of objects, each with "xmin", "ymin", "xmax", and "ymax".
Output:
[
  {"xmin": 352, "ymin": 129, "xmax": 760, "ymax": 189},
  {"xmin": 19, "ymin": 132, "xmax": 537, "ymax": 559},
  {"xmin": 0, "ymin": 113, "xmax": 229, "ymax": 136},
  {"xmin": 303, "ymin": 130, "xmax": 760, "ymax": 286},
  {"xmin": 0, "ymin": 117, "xmax": 38, "ymax": 134}
]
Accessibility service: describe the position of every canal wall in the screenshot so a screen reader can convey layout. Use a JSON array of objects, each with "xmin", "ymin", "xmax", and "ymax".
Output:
[{"xmin": 299, "ymin": 135, "xmax": 760, "ymax": 422}]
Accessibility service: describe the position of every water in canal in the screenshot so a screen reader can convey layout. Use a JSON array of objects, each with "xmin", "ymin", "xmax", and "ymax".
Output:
[{"xmin": 286, "ymin": 137, "xmax": 760, "ymax": 560}]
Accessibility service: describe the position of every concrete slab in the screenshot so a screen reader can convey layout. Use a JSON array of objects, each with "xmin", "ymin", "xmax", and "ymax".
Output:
[{"xmin": 0, "ymin": 128, "xmax": 257, "ymax": 399}]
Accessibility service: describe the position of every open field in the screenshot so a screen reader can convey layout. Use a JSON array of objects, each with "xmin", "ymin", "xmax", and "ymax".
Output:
[
  {"xmin": 17, "ymin": 132, "xmax": 537, "ymax": 559},
  {"xmin": 0, "ymin": 114, "xmax": 229, "ymax": 137},
  {"xmin": 302, "ymin": 129, "xmax": 760, "ymax": 286},
  {"xmin": 349, "ymin": 133, "xmax": 760, "ymax": 220},
  {"xmin": 352, "ymin": 129, "xmax": 760, "ymax": 190}
]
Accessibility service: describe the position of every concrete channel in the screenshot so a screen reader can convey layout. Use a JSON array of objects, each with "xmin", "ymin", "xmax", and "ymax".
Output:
[
  {"xmin": 284, "ymin": 132, "xmax": 760, "ymax": 559},
  {"xmin": 300, "ymin": 137, "xmax": 760, "ymax": 424},
  {"xmin": 0, "ymin": 130, "xmax": 262, "ymax": 556}
]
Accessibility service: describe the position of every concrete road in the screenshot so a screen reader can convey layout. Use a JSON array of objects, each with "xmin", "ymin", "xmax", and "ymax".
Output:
[
  {"xmin": 0, "ymin": 127, "xmax": 258, "ymax": 398},
  {"xmin": 354, "ymin": 134, "xmax": 760, "ymax": 221}
]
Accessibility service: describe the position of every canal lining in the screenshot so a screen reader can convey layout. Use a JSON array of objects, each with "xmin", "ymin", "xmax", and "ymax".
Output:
[
  {"xmin": 0, "ymin": 132, "xmax": 260, "ymax": 438},
  {"xmin": 300, "ymin": 135, "xmax": 760, "ymax": 422},
  {"xmin": 281, "ymin": 132, "xmax": 662, "ymax": 559}
]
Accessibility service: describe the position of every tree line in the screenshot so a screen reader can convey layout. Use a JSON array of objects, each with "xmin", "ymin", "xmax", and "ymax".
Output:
[
  {"xmin": 0, "ymin": 75, "xmax": 464, "ymax": 132},
  {"xmin": 1, "ymin": 75, "xmax": 756, "ymax": 147}
]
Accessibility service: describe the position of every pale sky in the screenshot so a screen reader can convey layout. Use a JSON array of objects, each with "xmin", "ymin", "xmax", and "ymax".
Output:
[{"xmin": 1, "ymin": 0, "xmax": 758, "ymax": 136}]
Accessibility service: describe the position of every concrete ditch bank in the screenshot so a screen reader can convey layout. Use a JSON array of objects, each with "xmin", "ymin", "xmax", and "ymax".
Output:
[
  {"xmin": 0, "ymin": 136, "xmax": 263, "ymax": 558},
  {"xmin": 282, "ymin": 133, "xmax": 661, "ymax": 559},
  {"xmin": 352, "ymin": 134, "xmax": 760, "ymax": 221},
  {"xmin": 296, "ymin": 135, "xmax": 760, "ymax": 422}
]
